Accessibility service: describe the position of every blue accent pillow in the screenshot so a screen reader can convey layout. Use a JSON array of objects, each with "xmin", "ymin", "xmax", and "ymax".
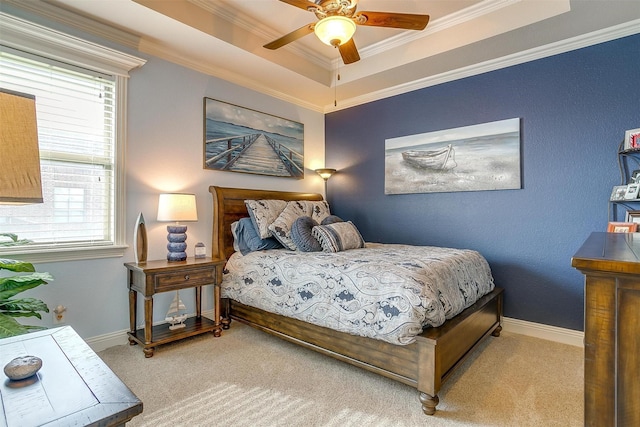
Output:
[
  {"xmin": 234, "ymin": 217, "xmax": 282, "ymax": 255},
  {"xmin": 321, "ymin": 215, "xmax": 343, "ymax": 225},
  {"xmin": 291, "ymin": 216, "xmax": 322, "ymax": 252}
]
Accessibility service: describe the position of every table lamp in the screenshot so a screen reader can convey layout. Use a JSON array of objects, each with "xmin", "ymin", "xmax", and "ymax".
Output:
[{"xmin": 157, "ymin": 193, "xmax": 198, "ymax": 261}]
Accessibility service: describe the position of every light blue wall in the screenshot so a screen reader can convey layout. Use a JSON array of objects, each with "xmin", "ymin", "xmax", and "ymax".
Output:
[
  {"xmin": 4, "ymin": 8, "xmax": 326, "ymax": 341},
  {"xmin": 325, "ymin": 34, "xmax": 640, "ymax": 331}
]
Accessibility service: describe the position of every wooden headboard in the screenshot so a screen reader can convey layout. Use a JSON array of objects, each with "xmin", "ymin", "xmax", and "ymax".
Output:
[{"xmin": 209, "ymin": 186, "xmax": 324, "ymax": 261}]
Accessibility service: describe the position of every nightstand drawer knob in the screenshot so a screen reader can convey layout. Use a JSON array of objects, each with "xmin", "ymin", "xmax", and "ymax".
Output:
[{"xmin": 184, "ymin": 274, "xmax": 190, "ymax": 280}]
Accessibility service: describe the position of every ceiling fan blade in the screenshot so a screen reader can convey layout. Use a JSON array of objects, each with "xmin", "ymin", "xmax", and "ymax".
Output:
[
  {"xmin": 278, "ymin": 0, "xmax": 320, "ymax": 12},
  {"xmin": 338, "ymin": 38, "xmax": 360, "ymax": 64},
  {"xmin": 356, "ymin": 11, "xmax": 430, "ymax": 30},
  {"xmin": 264, "ymin": 23, "xmax": 315, "ymax": 50}
]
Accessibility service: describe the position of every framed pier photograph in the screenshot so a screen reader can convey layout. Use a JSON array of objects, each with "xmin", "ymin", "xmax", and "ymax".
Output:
[{"xmin": 203, "ymin": 98, "xmax": 304, "ymax": 179}]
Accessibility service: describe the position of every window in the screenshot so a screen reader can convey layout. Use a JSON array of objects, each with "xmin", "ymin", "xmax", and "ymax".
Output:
[{"xmin": 0, "ymin": 13, "xmax": 145, "ymax": 262}]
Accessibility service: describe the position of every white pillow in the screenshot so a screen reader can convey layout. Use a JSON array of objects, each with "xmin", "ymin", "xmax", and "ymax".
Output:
[
  {"xmin": 312, "ymin": 221, "xmax": 365, "ymax": 252},
  {"xmin": 268, "ymin": 201, "xmax": 311, "ymax": 250},
  {"xmin": 245, "ymin": 199, "xmax": 287, "ymax": 239},
  {"xmin": 309, "ymin": 200, "xmax": 331, "ymax": 224}
]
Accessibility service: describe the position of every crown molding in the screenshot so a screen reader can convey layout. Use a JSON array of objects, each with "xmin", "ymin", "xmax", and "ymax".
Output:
[
  {"xmin": 0, "ymin": 12, "xmax": 145, "ymax": 76},
  {"xmin": 6, "ymin": 0, "xmax": 637, "ymax": 114},
  {"xmin": 2, "ymin": 0, "xmax": 141, "ymax": 50},
  {"xmin": 349, "ymin": 0, "xmax": 520, "ymax": 65},
  {"xmin": 326, "ymin": 18, "xmax": 640, "ymax": 112},
  {"xmin": 190, "ymin": 0, "xmax": 331, "ymax": 71},
  {"xmin": 138, "ymin": 38, "xmax": 324, "ymax": 113}
]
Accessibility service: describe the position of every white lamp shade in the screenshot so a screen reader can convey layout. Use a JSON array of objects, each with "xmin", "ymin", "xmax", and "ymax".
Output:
[
  {"xmin": 0, "ymin": 89, "xmax": 43, "ymax": 204},
  {"xmin": 157, "ymin": 193, "xmax": 198, "ymax": 222},
  {"xmin": 314, "ymin": 16, "xmax": 356, "ymax": 46}
]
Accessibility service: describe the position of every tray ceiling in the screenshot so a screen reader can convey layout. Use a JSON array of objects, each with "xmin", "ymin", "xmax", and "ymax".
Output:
[{"xmin": 16, "ymin": 0, "xmax": 640, "ymax": 111}]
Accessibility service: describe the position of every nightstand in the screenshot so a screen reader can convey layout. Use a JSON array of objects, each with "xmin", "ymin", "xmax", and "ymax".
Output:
[{"xmin": 124, "ymin": 257, "xmax": 225, "ymax": 357}]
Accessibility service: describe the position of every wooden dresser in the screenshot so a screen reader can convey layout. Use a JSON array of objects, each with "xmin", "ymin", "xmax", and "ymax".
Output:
[{"xmin": 572, "ymin": 232, "xmax": 640, "ymax": 427}]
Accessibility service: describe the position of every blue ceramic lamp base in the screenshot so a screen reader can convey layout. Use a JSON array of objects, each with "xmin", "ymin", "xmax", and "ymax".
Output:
[{"xmin": 166, "ymin": 225, "xmax": 188, "ymax": 262}]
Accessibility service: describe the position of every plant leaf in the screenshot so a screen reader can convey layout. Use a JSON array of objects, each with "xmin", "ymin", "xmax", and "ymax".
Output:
[
  {"xmin": 0, "ymin": 297, "xmax": 49, "ymax": 314},
  {"xmin": 0, "ymin": 239, "xmax": 33, "ymax": 247},
  {"xmin": 0, "ymin": 258, "xmax": 36, "ymax": 273},
  {"xmin": 1, "ymin": 311, "xmax": 43, "ymax": 319},
  {"xmin": 0, "ymin": 274, "xmax": 52, "ymax": 300},
  {"xmin": 0, "ymin": 312, "xmax": 31, "ymax": 338},
  {"xmin": 0, "ymin": 234, "xmax": 33, "ymax": 246}
]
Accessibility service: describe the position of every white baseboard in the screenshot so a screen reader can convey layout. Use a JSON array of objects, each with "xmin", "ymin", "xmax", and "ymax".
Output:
[
  {"xmin": 501, "ymin": 317, "xmax": 584, "ymax": 347},
  {"xmin": 86, "ymin": 328, "xmax": 130, "ymax": 353},
  {"xmin": 85, "ymin": 312, "xmax": 585, "ymax": 352},
  {"xmin": 85, "ymin": 309, "xmax": 217, "ymax": 353}
]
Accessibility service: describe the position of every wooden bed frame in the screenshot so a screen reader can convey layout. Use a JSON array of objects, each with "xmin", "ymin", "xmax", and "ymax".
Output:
[{"xmin": 209, "ymin": 185, "xmax": 503, "ymax": 415}]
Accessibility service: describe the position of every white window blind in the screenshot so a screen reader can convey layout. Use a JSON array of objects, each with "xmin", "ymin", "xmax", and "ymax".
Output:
[
  {"xmin": 0, "ymin": 12, "xmax": 145, "ymax": 262},
  {"xmin": 1, "ymin": 51, "xmax": 116, "ymax": 248}
]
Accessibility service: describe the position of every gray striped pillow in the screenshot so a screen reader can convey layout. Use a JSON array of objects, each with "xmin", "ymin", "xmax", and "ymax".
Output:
[{"xmin": 312, "ymin": 221, "xmax": 365, "ymax": 252}]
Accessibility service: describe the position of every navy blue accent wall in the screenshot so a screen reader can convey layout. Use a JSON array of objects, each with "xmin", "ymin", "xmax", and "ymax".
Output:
[{"xmin": 325, "ymin": 34, "xmax": 640, "ymax": 331}]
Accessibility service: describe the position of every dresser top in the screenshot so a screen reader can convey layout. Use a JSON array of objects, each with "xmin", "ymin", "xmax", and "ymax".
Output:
[{"xmin": 572, "ymin": 232, "xmax": 640, "ymax": 274}]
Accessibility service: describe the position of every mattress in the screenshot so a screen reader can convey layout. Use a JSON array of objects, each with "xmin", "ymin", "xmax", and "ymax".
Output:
[{"xmin": 221, "ymin": 243, "xmax": 495, "ymax": 345}]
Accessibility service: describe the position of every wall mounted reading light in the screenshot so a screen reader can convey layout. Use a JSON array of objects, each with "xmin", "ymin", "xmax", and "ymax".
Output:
[
  {"xmin": 315, "ymin": 168, "xmax": 337, "ymax": 195},
  {"xmin": 315, "ymin": 168, "xmax": 337, "ymax": 181}
]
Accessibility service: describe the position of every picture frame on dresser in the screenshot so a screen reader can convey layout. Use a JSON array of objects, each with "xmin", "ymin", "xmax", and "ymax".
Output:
[
  {"xmin": 607, "ymin": 221, "xmax": 637, "ymax": 233},
  {"xmin": 610, "ymin": 185, "xmax": 628, "ymax": 201},
  {"xmin": 625, "ymin": 210, "xmax": 640, "ymax": 225},
  {"xmin": 623, "ymin": 128, "xmax": 640, "ymax": 151}
]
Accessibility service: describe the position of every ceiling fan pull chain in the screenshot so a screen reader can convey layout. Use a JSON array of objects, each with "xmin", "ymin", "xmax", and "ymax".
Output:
[{"xmin": 334, "ymin": 68, "xmax": 341, "ymax": 107}]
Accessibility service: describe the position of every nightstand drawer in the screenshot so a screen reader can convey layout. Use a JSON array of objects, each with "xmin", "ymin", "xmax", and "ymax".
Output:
[{"xmin": 154, "ymin": 268, "xmax": 215, "ymax": 292}]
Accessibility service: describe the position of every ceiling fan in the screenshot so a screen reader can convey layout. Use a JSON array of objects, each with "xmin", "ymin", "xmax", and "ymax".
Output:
[{"xmin": 263, "ymin": 0, "xmax": 430, "ymax": 64}]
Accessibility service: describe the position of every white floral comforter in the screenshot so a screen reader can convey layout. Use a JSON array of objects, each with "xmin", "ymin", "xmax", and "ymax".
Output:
[{"xmin": 221, "ymin": 243, "xmax": 495, "ymax": 345}]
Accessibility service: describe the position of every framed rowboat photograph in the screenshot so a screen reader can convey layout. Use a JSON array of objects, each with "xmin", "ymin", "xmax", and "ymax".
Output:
[{"xmin": 384, "ymin": 118, "xmax": 521, "ymax": 195}]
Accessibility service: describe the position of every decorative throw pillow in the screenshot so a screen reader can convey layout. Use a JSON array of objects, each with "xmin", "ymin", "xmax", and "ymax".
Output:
[
  {"xmin": 312, "ymin": 221, "xmax": 365, "ymax": 253},
  {"xmin": 230, "ymin": 221, "xmax": 241, "ymax": 253},
  {"xmin": 309, "ymin": 200, "xmax": 331, "ymax": 224},
  {"xmin": 291, "ymin": 216, "xmax": 322, "ymax": 252},
  {"xmin": 233, "ymin": 217, "xmax": 283, "ymax": 255},
  {"xmin": 245, "ymin": 199, "xmax": 287, "ymax": 239},
  {"xmin": 321, "ymin": 215, "xmax": 343, "ymax": 225},
  {"xmin": 268, "ymin": 201, "xmax": 312, "ymax": 250}
]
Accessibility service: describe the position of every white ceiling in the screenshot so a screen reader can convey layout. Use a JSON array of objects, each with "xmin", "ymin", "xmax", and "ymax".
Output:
[{"xmin": 14, "ymin": 0, "xmax": 640, "ymax": 112}]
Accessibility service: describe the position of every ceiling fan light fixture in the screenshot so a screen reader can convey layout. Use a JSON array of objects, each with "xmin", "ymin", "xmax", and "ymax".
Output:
[{"xmin": 314, "ymin": 16, "xmax": 356, "ymax": 47}]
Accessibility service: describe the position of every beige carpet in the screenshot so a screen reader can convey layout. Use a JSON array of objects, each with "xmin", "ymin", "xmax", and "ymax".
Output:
[{"xmin": 98, "ymin": 322, "xmax": 583, "ymax": 426}]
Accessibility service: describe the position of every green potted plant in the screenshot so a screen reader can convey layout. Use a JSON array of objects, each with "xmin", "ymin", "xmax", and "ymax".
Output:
[{"xmin": 0, "ymin": 234, "xmax": 53, "ymax": 338}]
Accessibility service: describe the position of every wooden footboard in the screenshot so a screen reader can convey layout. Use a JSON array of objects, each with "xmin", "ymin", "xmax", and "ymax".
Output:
[
  {"xmin": 224, "ymin": 287, "xmax": 503, "ymax": 415},
  {"xmin": 209, "ymin": 185, "xmax": 504, "ymax": 415}
]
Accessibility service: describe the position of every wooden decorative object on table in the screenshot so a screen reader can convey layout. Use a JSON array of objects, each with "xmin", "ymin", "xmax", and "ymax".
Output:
[{"xmin": 133, "ymin": 212, "xmax": 147, "ymax": 263}]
